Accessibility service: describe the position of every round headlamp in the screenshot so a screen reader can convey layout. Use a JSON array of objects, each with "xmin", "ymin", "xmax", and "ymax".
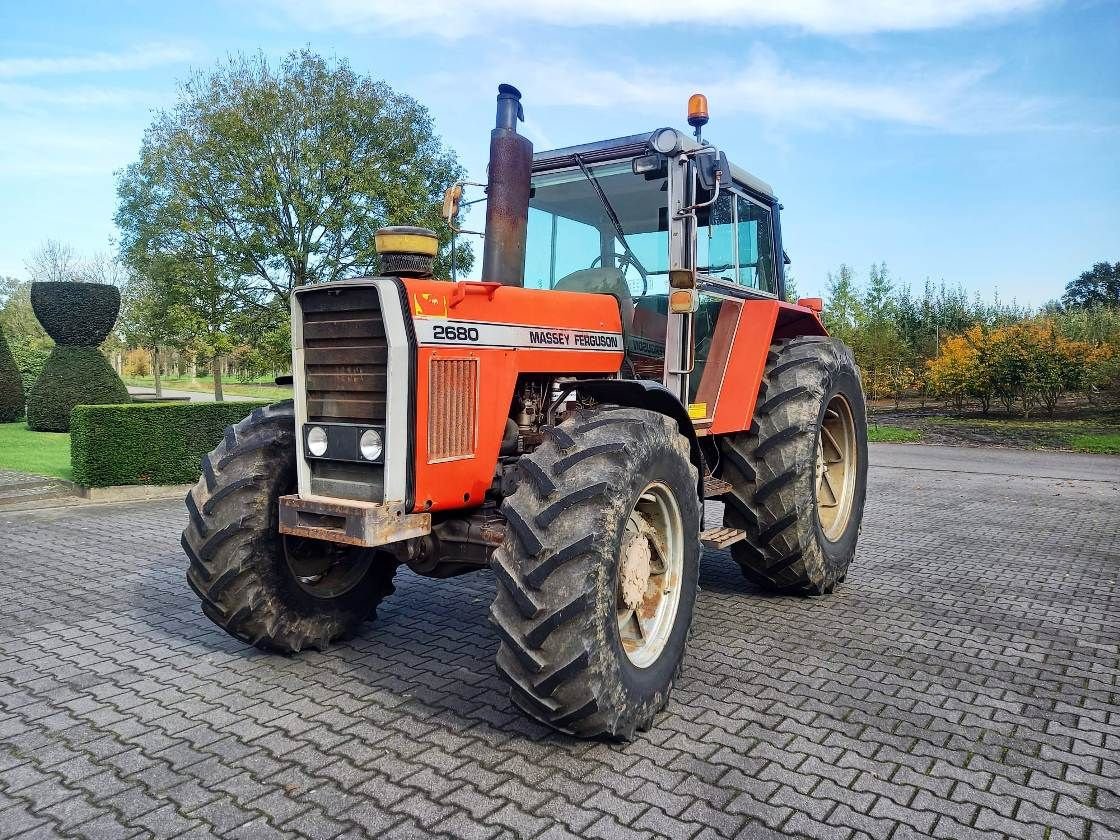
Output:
[
  {"xmin": 651, "ymin": 127, "xmax": 682, "ymax": 155},
  {"xmin": 306, "ymin": 426, "xmax": 328, "ymax": 457},
  {"xmin": 360, "ymin": 429, "xmax": 383, "ymax": 461}
]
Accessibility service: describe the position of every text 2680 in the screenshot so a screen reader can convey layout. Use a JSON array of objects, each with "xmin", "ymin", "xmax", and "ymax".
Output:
[{"xmin": 432, "ymin": 324, "xmax": 480, "ymax": 342}]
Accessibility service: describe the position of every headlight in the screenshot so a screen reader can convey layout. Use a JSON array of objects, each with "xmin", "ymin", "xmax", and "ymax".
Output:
[
  {"xmin": 360, "ymin": 429, "xmax": 383, "ymax": 461},
  {"xmin": 307, "ymin": 426, "xmax": 328, "ymax": 457}
]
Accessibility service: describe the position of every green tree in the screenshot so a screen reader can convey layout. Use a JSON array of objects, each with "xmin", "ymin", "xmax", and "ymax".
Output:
[
  {"xmin": 0, "ymin": 276, "xmax": 50, "ymax": 353},
  {"xmin": 783, "ymin": 271, "xmax": 799, "ymax": 304},
  {"xmin": 1062, "ymin": 261, "xmax": 1120, "ymax": 309},
  {"xmin": 822, "ymin": 264, "xmax": 863, "ymax": 345},
  {"xmin": 116, "ymin": 49, "xmax": 470, "ymax": 306},
  {"xmin": 166, "ymin": 257, "xmax": 252, "ymax": 402},
  {"xmin": 119, "ymin": 267, "xmax": 183, "ymax": 399}
]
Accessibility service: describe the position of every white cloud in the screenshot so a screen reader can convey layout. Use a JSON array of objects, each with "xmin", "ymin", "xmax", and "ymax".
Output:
[
  {"xmin": 0, "ymin": 119, "xmax": 136, "ymax": 176},
  {"xmin": 269, "ymin": 0, "xmax": 1054, "ymax": 36},
  {"xmin": 0, "ymin": 43, "xmax": 193, "ymax": 79},
  {"xmin": 432, "ymin": 45, "xmax": 1075, "ymax": 135},
  {"xmin": 0, "ymin": 83, "xmax": 154, "ymax": 110}
]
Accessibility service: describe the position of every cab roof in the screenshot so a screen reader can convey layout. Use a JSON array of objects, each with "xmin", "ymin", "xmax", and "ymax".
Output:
[{"xmin": 532, "ymin": 127, "xmax": 775, "ymax": 200}]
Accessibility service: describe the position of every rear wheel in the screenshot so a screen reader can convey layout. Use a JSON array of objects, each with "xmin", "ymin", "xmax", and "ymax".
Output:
[
  {"xmin": 183, "ymin": 401, "xmax": 397, "ymax": 652},
  {"xmin": 719, "ymin": 337, "xmax": 868, "ymax": 594},
  {"xmin": 490, "ymin": 407, "xmax": 701, "ymax": 740}
]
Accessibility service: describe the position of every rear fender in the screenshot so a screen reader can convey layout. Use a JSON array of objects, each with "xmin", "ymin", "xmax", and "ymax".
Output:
[{"xmin": 707, "ymin": 299, "xmax": 827, "ymax": 435}]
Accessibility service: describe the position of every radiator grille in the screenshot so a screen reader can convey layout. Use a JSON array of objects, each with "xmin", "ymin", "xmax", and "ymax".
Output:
[
  {"xmin": 301, "ymin": 286, "xmax": 387, "ymax": 423},
  {"xmin": 299, "ymin": 284, "xmax": 387, "ymax": 502},
  {"xmin": 428, "ymin": 358, "xmax": 478, "ymax": 462}
]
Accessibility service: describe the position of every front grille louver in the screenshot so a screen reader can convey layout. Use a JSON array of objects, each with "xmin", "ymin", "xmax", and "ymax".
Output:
[
  {"xmin": 302, "ymin": 287, "xmax": 387, "ymax": 423},
  {"xmin": 299, "ymin": 285, "xmax": 387, "ymax": 502}
]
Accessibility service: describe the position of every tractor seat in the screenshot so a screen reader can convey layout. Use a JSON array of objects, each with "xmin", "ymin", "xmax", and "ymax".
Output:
[{"xmin": 553, "ymin": 267, "xmax": 635, "ymax": 333}]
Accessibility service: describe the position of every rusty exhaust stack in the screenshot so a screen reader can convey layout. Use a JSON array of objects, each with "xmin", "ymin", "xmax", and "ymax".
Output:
[{"xmin": 481, "ymin": 84, "xmax": 533, "ymax": 287}]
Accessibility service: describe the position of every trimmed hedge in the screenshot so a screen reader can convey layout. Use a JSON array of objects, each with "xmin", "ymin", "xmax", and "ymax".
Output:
[
  {"xmin": 27, "ymin": 347, "xmax": 131, "ymax": 431},
  {"xmin": 71, "ymin": 400, "xmax": 268, "ymax": 487},
  {"xmin": 0, "ymin": 324, "xmax": 23, "ymax": 422},
  {"xmin": 30, "ymin": 281, "xmax": 120, "ymax": 345}
]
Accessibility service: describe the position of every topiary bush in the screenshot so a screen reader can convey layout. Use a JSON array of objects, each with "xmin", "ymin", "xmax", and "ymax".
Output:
[
  {"xmin": 0, "ymin": 324, "xmax": 23, "ymax": 422},
  {"xmin": 26, "ymin": 347, "xmax": 131, "ymax": 431},
  {"xmin": 71, "ymin": 400, "xmax": 268, "ymax": 487},
  {"xmin": 30, "ymin": 281, "xmax": 122, "ymax": 346},
  {"xmin": 26, "ymin": 281, "xmax": 130, "ymax": 431}
]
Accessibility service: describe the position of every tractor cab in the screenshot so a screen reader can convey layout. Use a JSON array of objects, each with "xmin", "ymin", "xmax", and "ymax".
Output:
[{"xmin": 523, "ymin": 127, "xmax": 787, "ymax": 418}]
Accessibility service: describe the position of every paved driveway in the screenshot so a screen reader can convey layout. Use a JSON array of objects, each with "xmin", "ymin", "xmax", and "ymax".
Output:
[
  {"xmin": 0, "ymin": 445, "xmax": 1117, "ymax": 839},
  {"xmin": 126, "ymin": 387, "xmax": 256, "ymax": 403}
]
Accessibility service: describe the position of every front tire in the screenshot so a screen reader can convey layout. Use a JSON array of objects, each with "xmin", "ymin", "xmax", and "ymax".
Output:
[
  {"xmin": 719, "ymin": 337, "xmax": 868, "ymax": 594},
  {"xmin": 183, "ymin": 400, "xmax": 397, "ymax": 652},
  {"xmin": 490, "ymin": 407, "xmax": 701, "ymax": 740}
]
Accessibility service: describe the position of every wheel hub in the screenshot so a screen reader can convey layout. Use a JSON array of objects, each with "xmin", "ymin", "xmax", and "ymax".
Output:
[
  {"xmin": 282, "ymin": 536, "xmax": 374, "ymax": 599},
  {"xmin": 619, "ymin": 522, "xmax": 653, "ymax": 611}
]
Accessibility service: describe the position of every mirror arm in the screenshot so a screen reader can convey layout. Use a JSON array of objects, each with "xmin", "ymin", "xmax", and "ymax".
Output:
[{"xmin": 678, "ymin": 170, "xmax": 722, "ymax": 216}]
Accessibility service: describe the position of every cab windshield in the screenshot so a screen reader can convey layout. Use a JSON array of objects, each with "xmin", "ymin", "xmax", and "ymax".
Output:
[{"xmin": 523, "ymin": 161, "xmax": 670, "ymax": 297}]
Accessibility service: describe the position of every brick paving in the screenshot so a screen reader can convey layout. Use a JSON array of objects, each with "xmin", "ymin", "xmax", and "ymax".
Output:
[{"xmin": 0, "ymin": 446, "xmax": 1117, "ymax": 839}]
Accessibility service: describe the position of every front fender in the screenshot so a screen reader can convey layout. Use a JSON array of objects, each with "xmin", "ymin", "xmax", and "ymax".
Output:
[{"xmin": 567, "ymin": 378, "xmax": 706, "ymax": 502}]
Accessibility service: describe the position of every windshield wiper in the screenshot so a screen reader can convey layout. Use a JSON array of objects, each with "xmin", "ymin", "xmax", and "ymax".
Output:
[{"xmin": 574, "ymin": 154, "xmax": 648, "ymax": 282}]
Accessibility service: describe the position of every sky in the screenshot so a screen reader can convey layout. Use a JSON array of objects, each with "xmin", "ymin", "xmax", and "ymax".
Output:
[{"xmin": 1, "ymin": 0, "xmax": 1117, "ymax": 306}]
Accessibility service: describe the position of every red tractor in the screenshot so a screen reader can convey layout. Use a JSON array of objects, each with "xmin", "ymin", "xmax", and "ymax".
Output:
[{"xmin": 184, "ymin": 85, "xmax": 868, "ymax": 740}]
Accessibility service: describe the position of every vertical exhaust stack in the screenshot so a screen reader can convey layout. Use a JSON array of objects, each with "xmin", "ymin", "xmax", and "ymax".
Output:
[{"xmin": 481, "ymin": 84, "xmax": 533, "ymax": 287}]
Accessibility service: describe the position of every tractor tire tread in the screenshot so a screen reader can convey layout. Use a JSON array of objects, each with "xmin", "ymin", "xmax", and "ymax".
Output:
[
  {"xmin": 491, "ymin": 407, "xmax": 699, "ymax": 740},
  {"xmin": 183, "ymin": 399, "xmax": 396, "ymax": 653}
]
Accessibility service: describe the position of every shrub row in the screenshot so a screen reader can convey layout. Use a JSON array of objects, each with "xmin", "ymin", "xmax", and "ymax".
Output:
[{"xmin": 71, "ymin": 400, "xmax": 268, "ymax": 487}]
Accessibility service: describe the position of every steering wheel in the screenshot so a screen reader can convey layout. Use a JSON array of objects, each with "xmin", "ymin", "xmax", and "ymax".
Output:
[{"xmin": 591, "ymin": 252, "xmax": 648, "ymax": 296}]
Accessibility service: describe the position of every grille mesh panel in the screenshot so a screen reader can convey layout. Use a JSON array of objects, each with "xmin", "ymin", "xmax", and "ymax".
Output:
[{"xmin": 428, "ymin": 358, "xmax": 478, "ymax": 461}]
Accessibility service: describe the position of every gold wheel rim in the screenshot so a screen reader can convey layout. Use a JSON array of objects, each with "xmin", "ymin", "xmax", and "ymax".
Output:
[{"xmin": 816, "ymin": 394, "xmax": 858, "ymax": 542}]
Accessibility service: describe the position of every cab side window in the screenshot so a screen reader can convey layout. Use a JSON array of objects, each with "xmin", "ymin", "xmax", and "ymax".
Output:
[
  {"xmin": 736, "ymin": 196, "xmax": 776, "ymax": 294},
  {"xmin": 695, "ymin": 192, "xmax": 735, "ymax": 284}
]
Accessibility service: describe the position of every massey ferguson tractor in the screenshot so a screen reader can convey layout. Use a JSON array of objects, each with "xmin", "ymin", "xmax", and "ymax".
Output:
[{"xmin": 183, "ymin": 85, "xmax": 868, "ymax": 740}]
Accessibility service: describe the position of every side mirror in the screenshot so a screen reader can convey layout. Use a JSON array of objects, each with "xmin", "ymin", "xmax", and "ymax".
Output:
[
  {"xmin": 441, "ymin": 183, "xmax": 463, "ymax": 223},
  {"xmin": 696, "ymin": 151, "xmax": 731, "ymax": 192}
]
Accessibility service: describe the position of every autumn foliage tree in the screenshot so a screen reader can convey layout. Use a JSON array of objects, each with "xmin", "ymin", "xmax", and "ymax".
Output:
[{"xmin": 925, "ymin": 320, "xmax": 1109, "ymax": 417}]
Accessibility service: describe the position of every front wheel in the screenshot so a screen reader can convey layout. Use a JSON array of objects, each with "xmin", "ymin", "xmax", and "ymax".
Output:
[
  {"xmin": 490, "ymin": 407, "xmax": 701, "ymax": 740},
  {"xmin": 182, "ymin": 401, "xmax": 398, "ymax": 652}
]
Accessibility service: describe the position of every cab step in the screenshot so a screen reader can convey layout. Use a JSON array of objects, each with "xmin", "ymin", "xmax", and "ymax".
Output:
[
  {"xmin": 700, "ymin": 527, "xmax": 747, "ymax": 550},
  {"xmin": 702, "ymin": 476, "xmax": 734, "ymax": 498}
]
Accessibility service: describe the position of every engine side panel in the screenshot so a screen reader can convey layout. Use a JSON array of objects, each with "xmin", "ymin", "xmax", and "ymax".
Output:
[{"xmin": 403, "ymin": 279, "xmax": 625, "ymax": 512}]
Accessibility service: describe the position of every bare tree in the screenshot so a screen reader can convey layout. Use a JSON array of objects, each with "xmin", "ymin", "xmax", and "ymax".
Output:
[
  {"xmin": 25, "ymin": 239, "xmax": 81, "ymax": 284},
  {"xmin": 82, "ymin": 251, "xmax": 129, "ymax": 287}
]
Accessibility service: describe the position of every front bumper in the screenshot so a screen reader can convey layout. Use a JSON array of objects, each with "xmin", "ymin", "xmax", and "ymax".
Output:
[{"xmin": 279, "ymin": 495, "xmax": 431, "ymax": 548}]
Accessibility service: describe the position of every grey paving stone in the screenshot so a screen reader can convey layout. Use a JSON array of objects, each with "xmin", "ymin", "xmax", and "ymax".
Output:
[{"xmin": 0, "ymin": 449, "xmax": 1117, "ymax": 840}]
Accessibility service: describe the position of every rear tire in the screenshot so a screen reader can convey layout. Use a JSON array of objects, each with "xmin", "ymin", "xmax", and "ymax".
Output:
[
  {"xmin": 719, "ymin": 337, "xmax": 868, "ymax": 594},
  {"xmin": 490, "ymin": 407, "xmax": 701, "ymax": 740},
  {"xmin": 183, "ymin": 400, "xmax": 397, "ymax": 652}
]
